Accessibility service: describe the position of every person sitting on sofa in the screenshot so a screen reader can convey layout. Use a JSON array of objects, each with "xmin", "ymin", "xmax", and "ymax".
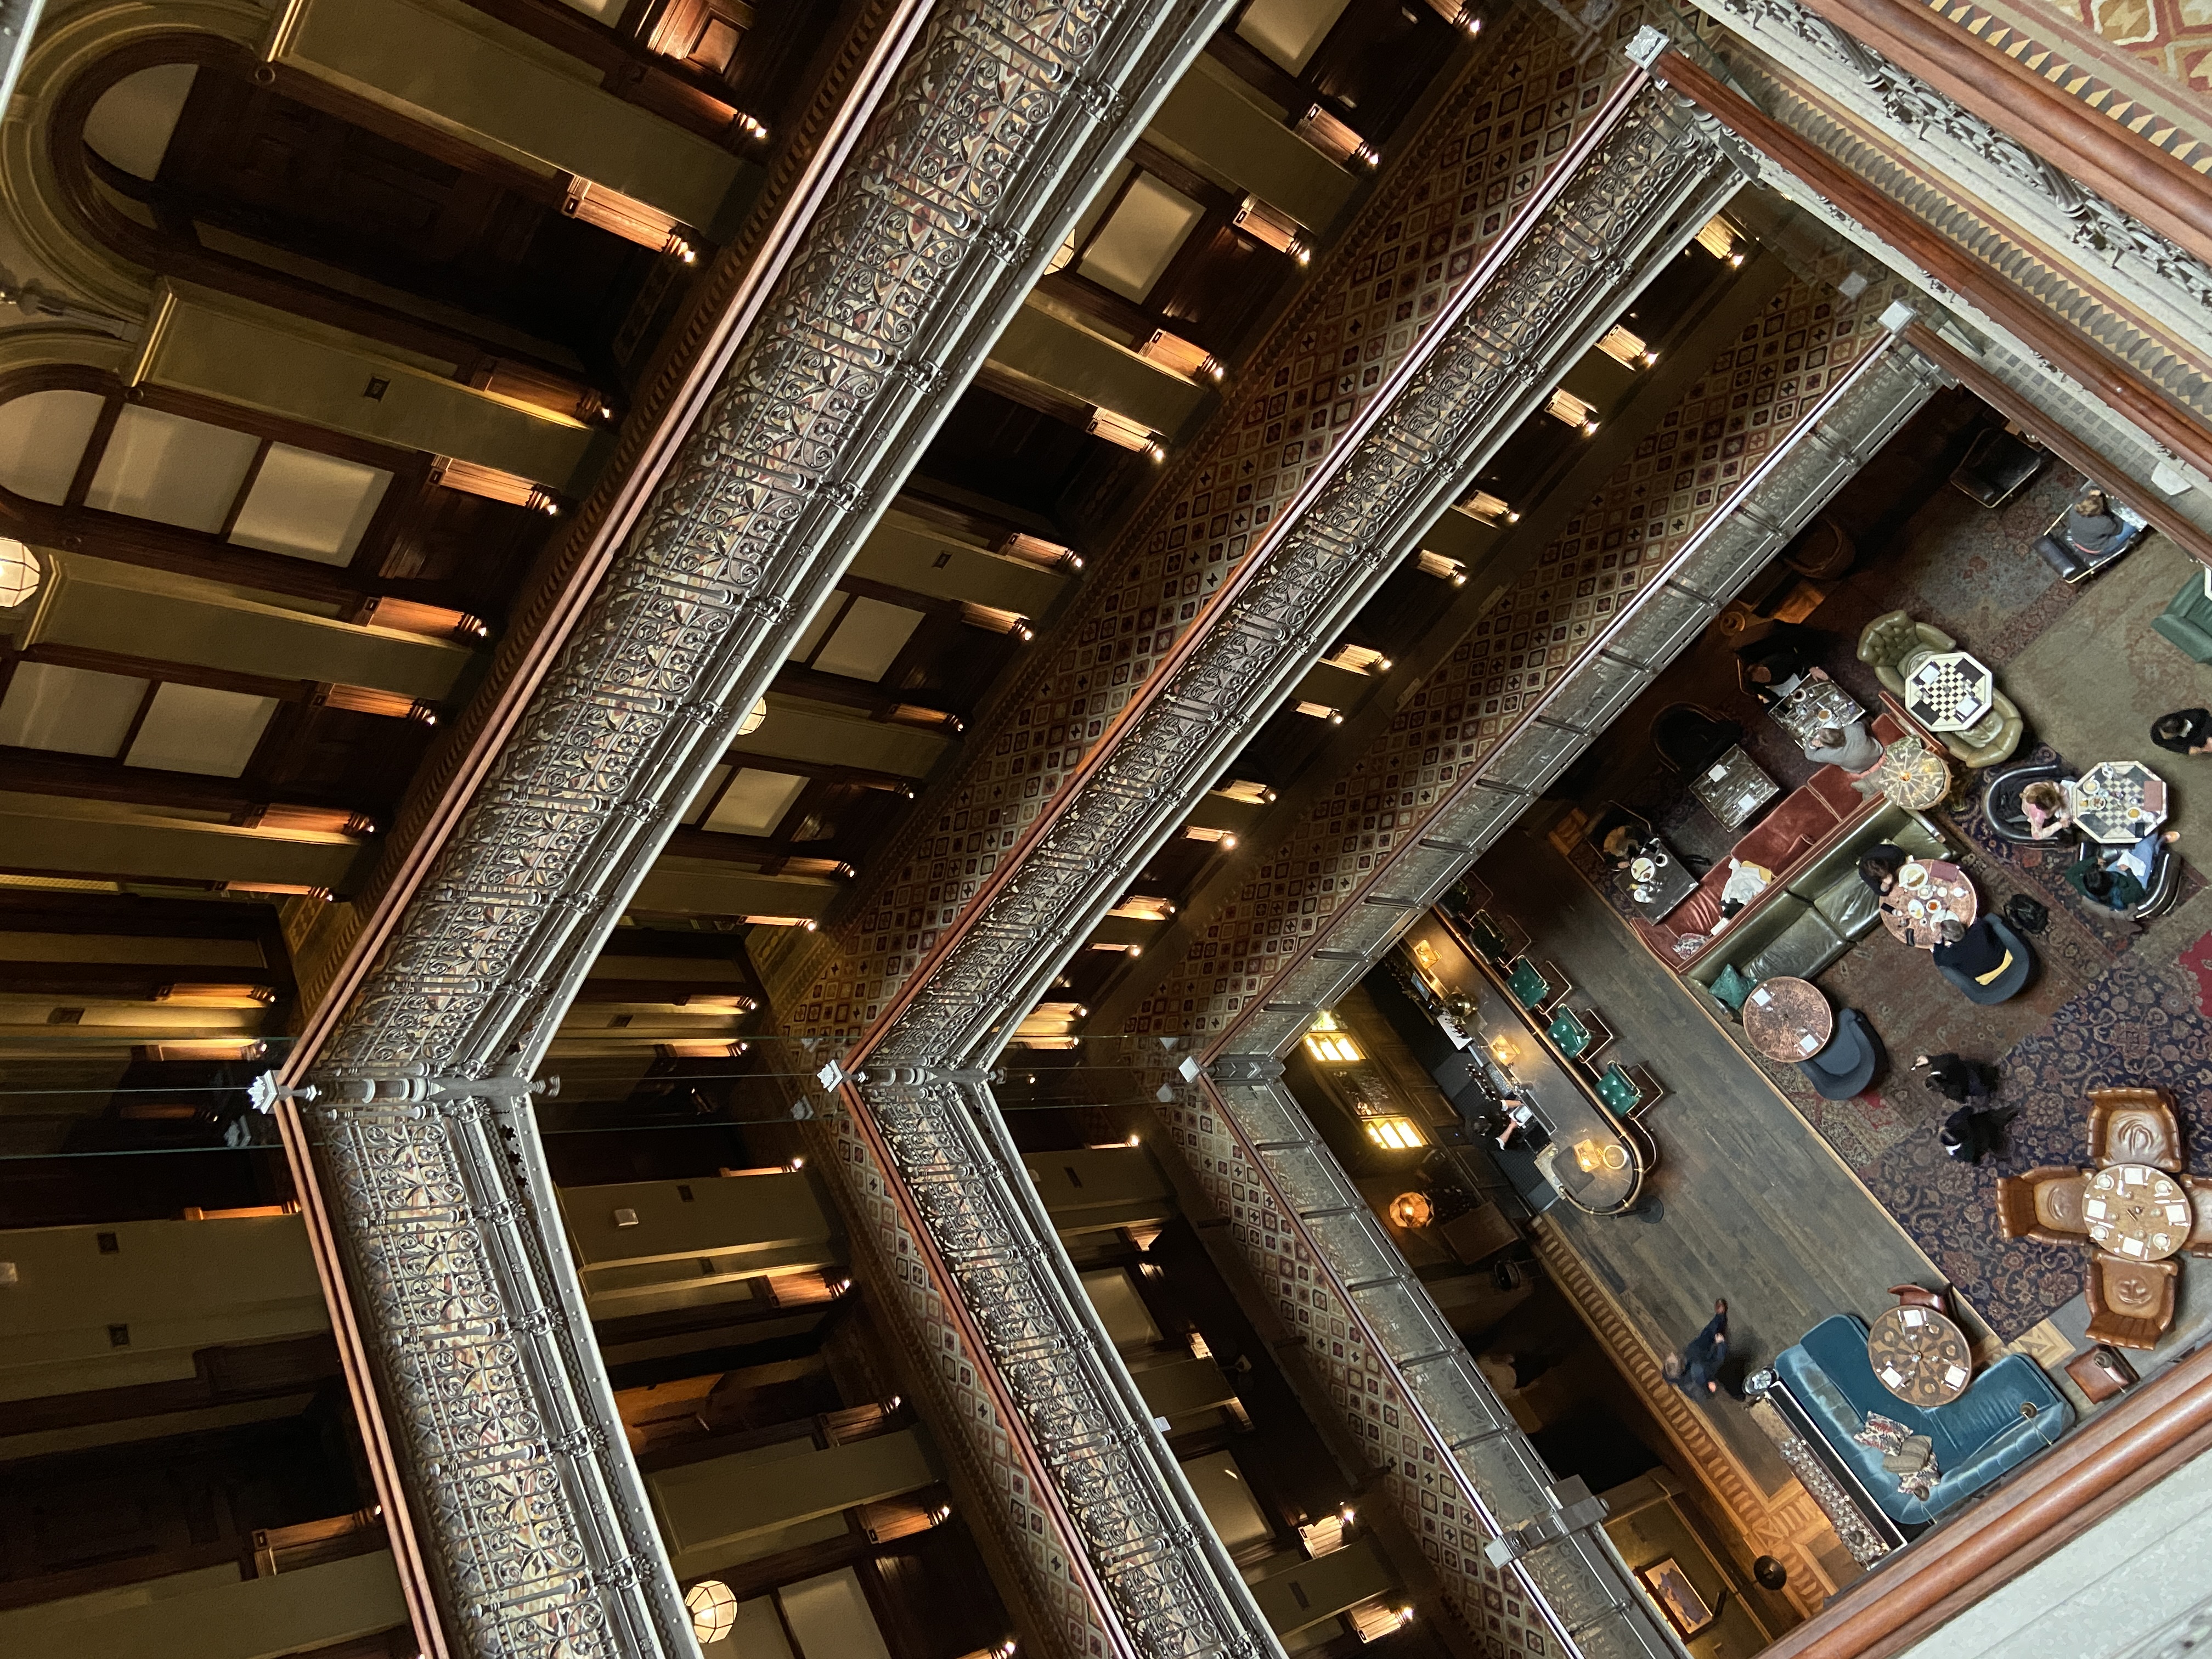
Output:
[
  {"xmin": 2019, "ymin": 779, "xmax": 2075, "ymax": 841},
  {"xmin": 1803, "ymin": 720, "xmax": 1882, "ymax": 773},
  {"xmin": 1858, "ymin": 843, "xmax": 1910, "ymax": 896},
  {"xmin": 1932, "ymin": 918, "xmax": 2015, "ymax": 988},
  {"xmin": 2066, "ymin": 828, "xmax": 2180, "ymax": 911},
  {"xmin": 2151, "ymin": 708, "xmax": 2212, "ymax": 757}
]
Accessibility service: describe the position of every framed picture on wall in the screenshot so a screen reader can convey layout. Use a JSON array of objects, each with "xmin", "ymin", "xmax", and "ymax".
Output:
[{"xmin": 1637, "ymin": 1558, "xmax": 1716, "ymax": 1638}]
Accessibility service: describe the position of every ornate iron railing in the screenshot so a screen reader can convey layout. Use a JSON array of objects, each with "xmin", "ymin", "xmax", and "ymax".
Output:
[{"xmin": 281, "ymin": 0, "xmax": 1252, "ymax": 1651}]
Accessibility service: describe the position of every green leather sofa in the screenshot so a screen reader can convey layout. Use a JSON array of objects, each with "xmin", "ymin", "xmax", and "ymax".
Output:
[{"xmin": 2152, "ymin": 568, "xmax": 2212, "ymax": 663}]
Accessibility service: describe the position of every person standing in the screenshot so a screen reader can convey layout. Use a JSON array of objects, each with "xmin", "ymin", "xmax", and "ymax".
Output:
[
  {"xmin": 2151, "ymin": 709, "xmax": 2212, "ymax": 757},
  {"xmin": 1663, "ymin": 1299, "xmax": 1731, "ymax": 1398},
  {"xmin": 1914, "ymin": 1053, "xmax": 2017, "ymax": 1164}
]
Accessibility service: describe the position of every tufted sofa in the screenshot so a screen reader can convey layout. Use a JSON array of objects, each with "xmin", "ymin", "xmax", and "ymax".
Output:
[{"xmin": 1750, "ymin": 1314, "xmax": 2073, "ymax": 1544}]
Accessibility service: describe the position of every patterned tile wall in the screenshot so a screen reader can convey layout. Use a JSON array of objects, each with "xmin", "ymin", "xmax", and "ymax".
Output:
[
  {"xmin": 770, "ymin": 1, "xmax": 1656, "ymax": 1035},
  {"xmin": 1128, "ymin": 267, "xmax": 1884, "ymax": 1035},
  {"xmin": 2019, "ymin": 0, "xmax": 2212, "ymax": 98}
]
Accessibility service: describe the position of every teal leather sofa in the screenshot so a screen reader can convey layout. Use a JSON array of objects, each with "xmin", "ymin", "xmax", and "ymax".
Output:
[
  {"xmin": 1750, "ymin": 1314, "xmax": 2072, "ymax": 1548},
  {"xmin": 2153, "ymin": 568, "xmax": 2212, "ymax": 663}
]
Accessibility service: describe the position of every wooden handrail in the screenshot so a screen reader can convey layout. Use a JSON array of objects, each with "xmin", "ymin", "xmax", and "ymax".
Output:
[
  {"xmin": 1790, "ymin": 0, "xmax": 2212, "ymax": 269},
  {"xmin": 1903, "ymin": 322, "xmax": 2212, "ymax": 568},
  {"xmin": 1649, "ymin": 48, "xmax": 2212, "ymax": 483}
]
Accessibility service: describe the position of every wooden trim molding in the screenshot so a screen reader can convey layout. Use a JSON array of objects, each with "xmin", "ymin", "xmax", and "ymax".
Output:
[
  {"xmin": 1528, "ymin": 1217, "xmax": 1833, "ymax": 1616},
  {"xmin": 1763, "ymin": 1342, "xmax": 2212, "ymax": 1659},
  {"xmin": 1650, "ymin": 48, "xmax": 2212, "ymax": 482},
  {"xmin": 1787, "ymin": 0, "xmax": 2212, "ymax": 269},
  {"xmin": 1903, "ymin": 323, "xmax": 2212, "ymax": 568}
]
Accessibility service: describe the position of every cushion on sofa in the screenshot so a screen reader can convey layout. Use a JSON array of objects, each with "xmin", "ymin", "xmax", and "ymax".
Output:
[
  {"xmin": 1776, "ymin": 1314, "xmax": 2072, "ymax": 1525},
  {"xmin": 1710, "ymin": 962, "xmax": 1757, "ymax": 1012},
  {"xmin": 1812, "ymin": 870, "xmax": 1882, "ymax": 937},
  {"xmin": 1745, "ymin": 909, "xmax": 1849, "ymax": 984}
]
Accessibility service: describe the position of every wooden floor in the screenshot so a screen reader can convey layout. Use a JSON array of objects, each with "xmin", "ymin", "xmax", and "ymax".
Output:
[{"xmin": 1473, "ymin": 822, "xmax": 1945, "ymax": 1498}]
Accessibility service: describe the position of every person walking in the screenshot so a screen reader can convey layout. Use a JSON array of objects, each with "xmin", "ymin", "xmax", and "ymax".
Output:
[
  {"xmin": 1914, "ymin": 1053, "xmax": 2018, "ymax": 1164},
  {"xmin": 1663, "ymin": 1299, "xmax": 1731, "ymax": 1398},
  {"xmin": 2150, "ymin": 709, "xmax": 2212, "ymax": 757}
]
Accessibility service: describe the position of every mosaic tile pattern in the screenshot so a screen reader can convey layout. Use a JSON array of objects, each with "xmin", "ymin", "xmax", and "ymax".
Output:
[
  {"xmin": 1155, "ymin": 1093, "xmax": 1556, "ymax": 1658},
  {"xmin": 1130, "ymin": 273, "xmax": 1894, "ymax": 1035},
  {"xmin": 773, "ymin": 2, "xmax": 1657, "ymax": 1035},
  {"xmin": 2018, "ymin": 0, "xmax": 2212, "ymax": 99}
]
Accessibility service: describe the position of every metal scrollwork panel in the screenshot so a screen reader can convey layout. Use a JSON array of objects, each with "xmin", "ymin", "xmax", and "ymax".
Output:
[
  {"xmin": 876, "ymin": 83, "xmax": 1746, "ymax": 1073},
  {"xmin": 301, "ymin": 0, "xmax": 1248, "ymax": 1652}
]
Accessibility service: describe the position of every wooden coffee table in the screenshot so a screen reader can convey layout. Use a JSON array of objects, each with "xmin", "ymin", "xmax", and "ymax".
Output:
[
  {"xmin": 1866, "ymin": 1302, "xmax": 1974, "ymax": 1407},
  {"xmin": 1880, "ymin": 858, "xmax": 1977, "ymax": 950},
  {"xmin": 2085, "ymin": 1163, "xmax": 2193, "ymax": 1262},
  {"xmin": 1742, "ymin": 976, "xmax": 1834, "ymax": 1063}
]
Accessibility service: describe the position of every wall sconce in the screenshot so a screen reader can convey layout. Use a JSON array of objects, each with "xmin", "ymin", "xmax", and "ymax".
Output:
[
  {"xmin": 1460, "ymin": 490, "xmax": 1519, "ymax": 526},
  {"xmin": 1596, "ymin": 324, "xmax": 1657, "ymax": 369},
  {"xmin": 1415, "ymin": 549, "xmax": 1469, "ymax": 585},
  {"xmin": 1184, "ymin": 825, "xmax": 1238, "ymax": 847},
  {"xmin": 1546, "ymin": 388, "xmax": 1599, "ymax": 435},
  {"xmin": 1141, "ymin": 330, "xmax": 1223, "ymax": 382},
  {"xmin": 1294, "ymin": 701, "xmax": 1345, "ymax": 724},
  {"xmin": 1214, "ymin": 779, "xmax": 1276, "ymax": 804},
  {"xmin": 1234, "ymin": 194, "xmax": 1308, "ymax": 264},
  {"xmin": 1695, "ymin": 215, "xmax": 1746, "ymax": 266},
  {"xmin": 1296, "ymin": 105, "xmax": 1377, "ymax": 168},
  {"xmin": 1088, "ymin": 407, "xmax": 1161, "ymax": 454}
]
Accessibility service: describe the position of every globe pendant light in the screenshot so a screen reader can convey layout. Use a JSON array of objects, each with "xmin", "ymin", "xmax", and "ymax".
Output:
[
  {"xmin": 685, "ymin": 1579, "xmax": 737, "ymax": 1645},
  {"xmin": 0, "ymin": 539, "xmax": 40, "ymax": 609}
]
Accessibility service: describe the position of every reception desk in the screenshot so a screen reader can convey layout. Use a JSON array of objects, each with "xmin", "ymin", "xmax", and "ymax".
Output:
[{"xmin": 1394, "ymin": 909, "xmax": 1650, "ymax": 1216}]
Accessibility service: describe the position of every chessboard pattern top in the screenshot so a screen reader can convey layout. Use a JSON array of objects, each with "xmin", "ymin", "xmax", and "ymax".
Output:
[{"xmin": 1904, "ymin": 651, "xmax": 1995, "ymax": 732}]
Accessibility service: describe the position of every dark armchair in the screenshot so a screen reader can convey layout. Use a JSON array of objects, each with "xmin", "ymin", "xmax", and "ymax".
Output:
[
  {"xmin": 1981, "ymin": 758, "xmax": 2078, "ymax": 845},
  {"xmin": 1936, "ymin": 916, "xmax": 2034, "ymax": 1004}
]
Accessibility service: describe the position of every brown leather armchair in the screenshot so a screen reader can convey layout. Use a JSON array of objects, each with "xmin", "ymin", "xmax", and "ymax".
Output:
[
  {"xmin": 1995, "ymin": 1166, "xmax": 2091, "ymax": 1245},
  {"xmin": 2086, "ymin": 1252, "xmax": 2179, "ymax": 1350},
  {"xmin": 2089, "ymin": 1087, "xmax": 2186, "ymax": 1173},
  {"xmin": 2185, "ymin": 1176, "xmax": 2212, "ymax": 1257}
]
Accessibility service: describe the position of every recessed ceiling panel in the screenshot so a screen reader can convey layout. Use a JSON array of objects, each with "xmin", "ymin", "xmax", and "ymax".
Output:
[
  {"xmin": 84, "ymin": 63, "xmax": 200, "ymax": 180},
  {"xmin": 124, "ymin": 684, "xmax": 278, "ymax": 777},
  {"xmin": 703, "ymin": 768, "xmax": 809, "ymax": 837},
  {"xmin": 1077, "ymin": 174, "xmax": 1205, "ymax": 302},
  {"xmin": 1235, "ymin": 0, "xmax": 1355, "ymax": 73},
  {"xmin": 87, "ymin": 406, "xmax": 259, "ymax": 533},
  {"xmin": 0, "ymin": 389, "xmax": 106, "ymax": 506},
  {"xmin": 229, "ymin": 444, "xmax": 392, "ymax": 565},
  {"xmin": 0, "ymin": 662, "xmax": 149, "ymax": 756},
  {"xmin": 810, "ymin": 596, "xmax": 924, "ymax": 682}
]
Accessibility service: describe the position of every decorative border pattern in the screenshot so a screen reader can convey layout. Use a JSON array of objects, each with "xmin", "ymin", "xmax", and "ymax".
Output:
[
  {"xmin": 294, "ymin": 0, "xmax": 1246, "ymax": 1651},
  {"xmin": 1918, "ymin": 0, "xmax": 2212, "ymax": 169}
]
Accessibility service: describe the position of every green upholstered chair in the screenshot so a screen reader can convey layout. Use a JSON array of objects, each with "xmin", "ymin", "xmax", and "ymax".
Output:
[
  {"xmin": 1858, "ymin": 610, "xmax": 1956, "ymax": 698},
  {"xmin": 1548, "ymin": 1007, "xmax": 1592, "ymax": 1058},
  {"xmin": 1595, "ymin": 1063, "xmax": 1643, "ymax": 1116},
  {"xmin": 1465, "ymin": 911, "xmax": 1514, "ymax": 964},
  {"xmin": 2153, "ymin": 569, "xmax": 2212, "ymax": 663},
  {"xmin": 1506, "ymin": 958, "xmax": 1550, "ymax": 1011}
]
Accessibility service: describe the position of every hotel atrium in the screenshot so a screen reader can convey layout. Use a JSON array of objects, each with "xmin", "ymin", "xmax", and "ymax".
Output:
[{"xmin": 2, "ymin": 0, "xmax": 2211, "ymax": 1656}]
